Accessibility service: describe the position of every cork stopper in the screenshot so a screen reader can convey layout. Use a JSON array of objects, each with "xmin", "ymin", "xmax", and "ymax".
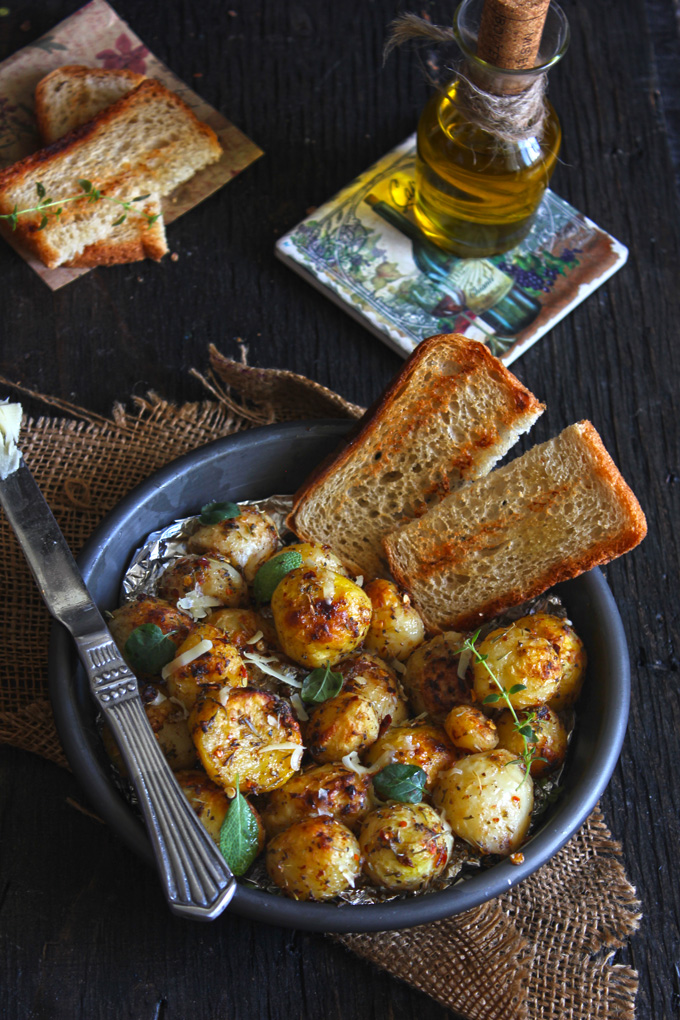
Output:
[{"xmin": 476, "ymin": 0, "xmax": 551, "ymax": 70}]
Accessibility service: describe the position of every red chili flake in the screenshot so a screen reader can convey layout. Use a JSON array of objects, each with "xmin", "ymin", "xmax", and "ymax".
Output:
[
  {"xmin": 398, "ymin": 820, "xmax": 408, "ymax": 827},
  {"xmin": 511, "ymin": 795, "xmax": 521, "ymax": 804},
  {"xmin": 492, "ymin": 817, "xmax": 500, "ymax": 823}
]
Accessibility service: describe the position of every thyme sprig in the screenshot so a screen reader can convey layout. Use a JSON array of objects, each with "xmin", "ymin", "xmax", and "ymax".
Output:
[
  {"xmin": 458, "ymin": 629, "xmax": 544, "ymax": 779},
  {"xmin": 0, "ymin": 180, "xmax": 160, "ymax": 232}
]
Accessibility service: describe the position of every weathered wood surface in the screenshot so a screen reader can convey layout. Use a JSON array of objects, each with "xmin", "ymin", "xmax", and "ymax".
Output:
[{"xmin": 1, "ymin": 1, "xmax": 679, "ymax": 1018}]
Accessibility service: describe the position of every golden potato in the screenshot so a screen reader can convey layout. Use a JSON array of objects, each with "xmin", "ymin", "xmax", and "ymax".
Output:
[
  {"xmin": 495, "ymin": 704, "xmax": 568, "ymax": 777},
  {"xmin": 336, "ymin": 651, "xmax": 408, "ymax": 727},
  {"xmin": 284, "ymin": 541, "xmax": 349, "ymax": 577},
  {"xmin": 164, "ymin": 623, "xmax": 248, "ymax": 711},
  {"xmin": 362, "ymin": 578, "xmax": 425, "ymax": 662},
  {"xmin": 473, "ymin": 623, "xmax": 561, "ymax": 710},
  {"xmin": 157, "ymin": 554, "xmax": 246, "ymax": 610},
  {"xmin": 266, "ymin": 817, "xmax": 363, "ymax": 901},
  {"xmin": 260, "ymin": 762, "xmax": 374, "ymax": 837},
  {"xmin": 270, "ymin": 566, "xmax": 372, "ymax": 668},
  {"xmin": 188, "ymin": 505, "xmax": 279, "ymax": 581},
  {"xmin": 305, "ymin": 691, "xmax": 380, "ymax": 764},
  {"xmin": 444, "ymin": 704, "xmax": 499, "ymax": 753},
  {"xmin": 108, "ymin": 595, "xmax": 192, "ymax": 676},
  {"xmin": 433, "ymin": 750, "xmax": 533, "ymax": 856},
  {"xmin": 401, "ymin": 632, "xmax": 472, "ymax": 720},
  {"xmin": 362, "ymin": 722, "xmax": 458, "ymax": 791},
  {"xmin": 174, "ymin": 769, "xmax": 265, "ymax": 854},
  {"xmin": 145, "ymin": 698, "xmax": 197, "ymax": 769},
  {"xmin": 359, "ymin": 802, "xmax": 452, "ymax": 892},
  {"xmin": 506, "ymin": 613, "xmax": 587, "ymax": 712},
  {"xmin": 190, "ymin": 687, "xmax": 303, "ymax": 795},
  {"xmin": 207, "ymin": 607, "xmax": 276, "ymax": 650}
]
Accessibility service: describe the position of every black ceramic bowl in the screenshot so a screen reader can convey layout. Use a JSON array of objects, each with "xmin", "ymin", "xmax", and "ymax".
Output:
[{"xmin": 48, "ymin": 420, "xmax": 630, "ymax": 933}]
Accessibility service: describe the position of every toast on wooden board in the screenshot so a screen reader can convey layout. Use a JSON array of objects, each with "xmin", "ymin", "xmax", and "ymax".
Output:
[
  {"xmin": 286, "ymin": 334, "xmax": 545, "ymax": 579},
  {"xmin": 0, "ymin": 77, "xmax": 221, "ymax": 268},
  {"xmin": 33, "ymin": 65, "xmax": 166, "ymax": 266},
  {"xmin": 384, "ymin": 420, "xmax": 647, "ymax": 632}
]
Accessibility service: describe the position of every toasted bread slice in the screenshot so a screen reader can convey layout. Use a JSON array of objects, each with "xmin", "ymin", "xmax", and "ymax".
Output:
[
  {"xmin": 287, "ymin": 334, "xmax": 545, "ymax": 579},
  {"xmin": 384, "ymin": 420, "xmax": 647, "ymax": 632},
  {"xmin": 35, "ymin": 65, "xmax": 145, "ymax": 144},
  {"xmin": 0, "ymin": 78, "xmax": 221, "ymax": 268}
]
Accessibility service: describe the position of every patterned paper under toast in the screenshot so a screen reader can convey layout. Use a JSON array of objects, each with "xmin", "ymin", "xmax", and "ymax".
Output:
[{"xmin": 0, "ymin": 0, "xmax": 263, "ymax": 289}]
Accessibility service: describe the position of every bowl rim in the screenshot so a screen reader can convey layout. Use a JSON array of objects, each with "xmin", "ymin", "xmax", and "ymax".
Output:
[{"xmin": 48, "ymin": 419, "xmax": 630, "ymax": 933}]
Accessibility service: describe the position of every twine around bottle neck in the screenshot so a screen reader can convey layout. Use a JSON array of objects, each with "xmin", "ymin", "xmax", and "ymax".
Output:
[{"xmin": 455, "ymin": 63, "xmax": 548, "ymax": 143}]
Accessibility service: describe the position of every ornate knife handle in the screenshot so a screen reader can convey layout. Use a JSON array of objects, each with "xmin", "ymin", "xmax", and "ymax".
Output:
[{"xmin": 81, "ymin": 633, "xmax": 237, "ymax": 921}]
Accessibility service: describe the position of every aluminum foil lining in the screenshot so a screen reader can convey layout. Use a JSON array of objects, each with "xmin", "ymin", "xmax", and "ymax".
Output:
[{"xmin": 115, "ymin": 494, "xmax": 572, "ymax": 906}]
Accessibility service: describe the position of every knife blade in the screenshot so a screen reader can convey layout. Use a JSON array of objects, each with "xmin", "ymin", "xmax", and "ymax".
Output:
[{"xmin": 0, "ymin": 459, "xmax": 237, "ymax": 921}]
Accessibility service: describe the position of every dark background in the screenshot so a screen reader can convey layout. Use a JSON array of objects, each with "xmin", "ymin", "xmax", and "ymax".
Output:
[{"xmin": 1, "ymin": 1, "xmax": 679, "ymax": 1018}]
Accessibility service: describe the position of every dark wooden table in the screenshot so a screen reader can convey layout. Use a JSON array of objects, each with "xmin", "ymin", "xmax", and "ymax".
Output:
[{"xmin": 1, "ymin": 2, "xmax": 679, "ymax": 1018}]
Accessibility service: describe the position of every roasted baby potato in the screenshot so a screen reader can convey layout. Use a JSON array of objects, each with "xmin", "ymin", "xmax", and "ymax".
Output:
[
  {"xmin": 359, "ymin": 802, "xmax": 452, "ymax": 892},
  {"xmin": 270, "ymin": 565, "xmax": 372, "ymax": 668},
  {"xmin": 145, "ymin": 698, "xmax": 197, "ymax": 769},
  {"xmin": 305, "ymin": 691, "xmax": 380, "ymax": 764},
  {"xmin": 362, "ymin": 721, "xmax": 458, "ymax": 791},
  {"xmin": 362, "ymin": 578, "xmax": 425, "ymax": 662},
  {"xmin": 433, "ymin": 749, "xmax": 533, "ymax": 856},
  {"xmin": 285, "ymin": 541, "xmax": 349, "ymax": 577},
  {"xmin": 472, "ymin": 622, "xmax": 562, "ymax": 710},
  {"xmin": 336, "ymin": 651, "xmax": 408, "ymax": 727},
  {"xmin": 208, "ymin": 607, "xmax": 276, "ymax": 650},
  {"xmin": 443, "ymin": 704, "xmax": 499, "ymax": 753},
  {"xmin": 164, "ymin": 623, "xmax": 248, "ymax": 711},
  {"xmin": 507, "ymin": 613, "xmax": 588, "ymax": 712},
  {"xmin": 190, "ymin": 687, "xmax": 303, "ymax": 795},
  {"xmin": 188, "ymin": 505, "xmax": 279, "ymax": 582},
  {"xmin": 266, "ymin": 817, "xmax": 363, "ymax": 901},
  {"xmin": 260, "ymin": 762, "xmax": 374, "ymax": 837},
  {"xmin": 157, "ymin": 554, "xmax": 246, "ymax": 610},
  {"xmin": 401, "ymin": 632, "xmax": 472, "ymax": 720},
  {"xmin": 174, "ymin": 769, "xmax": 265, "ymax": 852},
  {"xmin": 109, "ymin": 594, "xmax": 192, "ymax": 674},
  {"xmin": 495, "ymin": 704, "xmax": 568, "ymax": 777}
]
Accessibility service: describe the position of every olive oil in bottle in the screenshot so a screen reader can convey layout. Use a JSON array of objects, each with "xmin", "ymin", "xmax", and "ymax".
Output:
[{"xmin": 414, "ymin": 0, "xmax": 569, "ymax": 258}]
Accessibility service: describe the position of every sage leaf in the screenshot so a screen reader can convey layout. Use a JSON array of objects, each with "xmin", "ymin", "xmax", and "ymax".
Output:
[
  {"xmin": 199, "ymin": 500, "xmax": 241, "ymax": 525},
  {"xmin": 373, "ymin": 763, "xmax": 427, "ymax": 804},
  {"xmin": 252, "ymin": 549, "xmax": 303, "ymax": 603},
  {"xmin": 301, "ymin": 663, "xmax": 343, "ymax": 704},
  {"xmin": 124, "ymin": 623, "xmax": 176, "ymax": 674},
  {"xmin": 219, "ymin": 786, "xmax": 260, "ymax": 876}
]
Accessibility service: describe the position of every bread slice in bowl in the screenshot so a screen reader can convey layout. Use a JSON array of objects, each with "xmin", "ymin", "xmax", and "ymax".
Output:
[
  {"xmin": 384, "ymin": 420, "xmax": 647, "ymax": 632},
  {"xmin": 287, "ymin": 333, "xmax": 545, "ymax": 579}
]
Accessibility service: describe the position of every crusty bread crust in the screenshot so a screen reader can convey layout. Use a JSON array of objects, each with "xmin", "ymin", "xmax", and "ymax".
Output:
[
  {"xmin": 0, "ymin": 78, "xmax": 221, "ymax": 268},
  {"xmin": 384, "ymin": 420, "xmax": 647, "ymax": 631},
  {"xmin": 35, "ymin": 65, "xmax": 145, "ymax": 143},
  {"xmin": 287, "ymin": 334, "xmax": 545, "ymax": 578}
]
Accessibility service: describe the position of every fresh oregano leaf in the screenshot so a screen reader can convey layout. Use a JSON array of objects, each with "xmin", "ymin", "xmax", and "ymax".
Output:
[
  {"xmin": 78, "ymin": 179, "xmax": 92, "ymax": 193},
  {"xmin": 252, "ymin": 549, "xmax": 303, "ymax": 603},
  {"xmin": 373, "ymin": 763, "xmax": 427, "ymax": 804},
  {"xmin": 37, "ymin": 216, "xmax": 48, "ymax": 231},
  {"xmin": 508, "ymin": 683, "xmax": 527, "ymax": 694},
  {"xmin": 133, "ymin": 193, "xmax": 151, "ymax": 202},
  {"xmin": 301, "ymin": 662, "xmax": 343, "ymax": 704},
  {"xmin": 112, "ymin": 214, "xmax": 126, "ymax": 226},
  {"xmin": 219, "ymin": 785, "xmax": 260, "ymax": 876},
  {"xmin": 199, "ymin": 500, "xmax": 241, "ymax": 525},
  {"xmin": 124, "ymin": 623, "xmax": 176, "ymax": 674},
  {"xmin": 36, "ymin": 182, "xmax": 45, "ymax": 199},
  {"xmin": 482, "ymin": 692, "xmax": 501, "ymax": 704}
]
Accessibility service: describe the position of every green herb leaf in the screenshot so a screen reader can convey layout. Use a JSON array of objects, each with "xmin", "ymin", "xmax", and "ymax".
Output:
[
  {"xmin": 373, "ymin": 763, "xmax": 427, "ymax": 804},
  {"xmin": 133, "ymin": 193, "xmax": 151, "ymax": 202},
  {"xmin": 482, "ymin": 692, "xmax": 501, "ymax": 704},
  {"xmin": 301, "ymin": 662, "xmax": 343, "ymax": 704},
  {"xmin": 36, "ymin": 182, "xmax": 46, "ymax": 199},
  {"xmin": 146, "ymin": 213, "xmax": 161, "ymax": 227},
  {"xmin": 508, "ymin": 683, "xmax": 527, "ymax": 694},
  {"xmin": 37, "ymin": 215, "xmax": 48, "ymax": 230},
  {"xmin": 112, "ymin": 214, "xmax": 127, "ymax": 226},
  {"xmin": 252, "ymin": 549, "xmax": 303, "ymax": 603},
  {"xmin": 219, "ymin": 784, "xmax": 260, "ymax": 876},
  {"xmin": 78, "ymin": 179, "xmax": 92, "ymax": 193},
  {"xmin": 124, "ymin": 623, "xmax": 177, "ymax": 674},
  {"xmin": 199, "ymin": 500, "xmax": 241, "ymax": 525},
  {"xmin": 517, "ymin": 723, "xmax": 536, "ymax": 741}
]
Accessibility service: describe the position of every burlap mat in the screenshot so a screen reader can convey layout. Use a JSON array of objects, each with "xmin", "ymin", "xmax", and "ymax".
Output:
[{"xmin": 0, "ymin": 344, "xmax": 640, "ymax": 1020}]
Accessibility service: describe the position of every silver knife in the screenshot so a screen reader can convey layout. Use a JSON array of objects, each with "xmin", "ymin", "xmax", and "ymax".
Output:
[{"xmin": 0, "ymin": 458, "xmax": 237, "ymax": 921}]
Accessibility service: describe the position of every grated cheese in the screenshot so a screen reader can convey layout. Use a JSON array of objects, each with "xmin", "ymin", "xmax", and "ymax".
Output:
[
  {"xmin": 176, "ymin": 589, "xmax": 223, "ymax": 620},
  {"xmin": 457, "ymin": 647, "xmax": 472, "ymax": 679},
  {"xmin": 242, "ymin": 650, "xmax": 303, "ymax": 687},
  {"xmin": 161, "ymin": 639, "xmax": 213, "ymax": 680},
  {"xmin": 341, "ymin": 752, "xmax": 372, "ymax": 775},
  {"xmin": 355, "ymin": 575, "xmax": 364, "ymax": 587},
  {"xmin": 290, "ymin": 693, "xmax": 309, "ymax": 721},
  {"xmin": 391, "ymin": 658, "xmax": 406, "ymax": 674},
  {"xmin": 245, "ymin": 630, "xmax": 264, "ymax": 645},
  {"xmin": 263, "ymin": 742, "xmax": 305, "ymax": 770}
]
